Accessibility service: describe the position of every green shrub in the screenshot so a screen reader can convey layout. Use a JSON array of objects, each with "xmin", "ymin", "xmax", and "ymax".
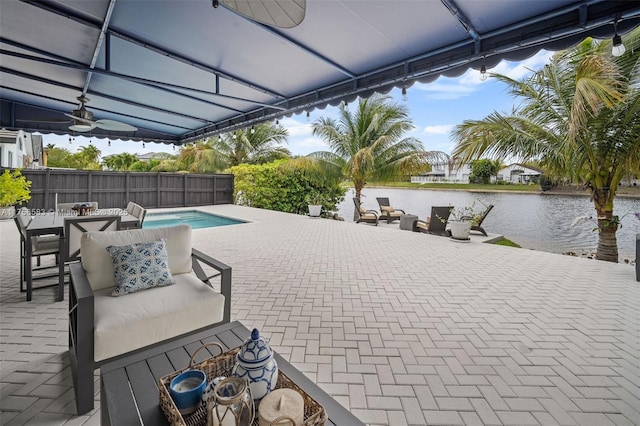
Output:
[
  {"xmin": 230, "ymin": 160, "xmax": 345, "ymax": 215},
  {"xmin": 0, "ymin": 169, "xmax": 31, "ymax": 207}
]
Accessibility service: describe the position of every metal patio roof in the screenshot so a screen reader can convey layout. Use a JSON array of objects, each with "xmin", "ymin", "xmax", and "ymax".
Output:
[{"xmin": 1, "ymin": 0, "xmax": 640, "ymax": 145}]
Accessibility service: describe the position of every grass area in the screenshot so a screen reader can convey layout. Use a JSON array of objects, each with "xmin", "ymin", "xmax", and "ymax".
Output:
[
  {"xmin": 345, "ymin": 181, "xmax": 640, "ymax": 197},
  {"xmin": 362, "ymin": 181, "xmax": 543, "ymax": 192},
  {"xmin": 491, "ymin": 237, "xmax": 521, "ymax": 248}
]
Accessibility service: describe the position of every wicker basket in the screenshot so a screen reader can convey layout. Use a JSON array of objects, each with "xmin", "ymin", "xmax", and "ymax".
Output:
[{"xmin": 158, "ymin": 342, "xmax": 327, "ymax": 426}]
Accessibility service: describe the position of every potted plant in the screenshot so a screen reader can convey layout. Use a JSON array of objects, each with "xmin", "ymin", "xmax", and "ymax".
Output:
[
  {"xmin": 0, "ymin": 169, "xmax": 31, "ymax": 219},
  {"xmin": 446, "ymin": 201, "xmax": 485, "ymax": 241},
  {"xmin": 306, "ymin": 192, "xmax": 325, "ymax": 217}
]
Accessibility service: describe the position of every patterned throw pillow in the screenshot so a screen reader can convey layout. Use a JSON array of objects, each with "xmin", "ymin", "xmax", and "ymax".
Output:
[{"xmin": 106, "ymin": 238, "xmax": 176, "ymax": 296}]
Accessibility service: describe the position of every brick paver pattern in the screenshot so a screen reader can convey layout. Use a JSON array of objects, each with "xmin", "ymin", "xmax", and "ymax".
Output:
[{"xmin": 0, "ymin": 205, "xmax": 638, "ymax": 425}]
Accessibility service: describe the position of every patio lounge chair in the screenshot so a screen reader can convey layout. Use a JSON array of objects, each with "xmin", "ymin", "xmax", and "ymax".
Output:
[
  {"xmin": 353, "ymin": 198, "xmax": 379, "ymax": 226},
  {"xmin": 376, "ymin": 197, "xmax": 406, "ymax": 224},
  {"xmin": 69, "ymin": 224, "xmax": 232, "ymax": 414},
  {"xmin": 462, "ymin": 204, "xmax": 494, "ymax": 236},
  {"xmin": 121, "ymin": 201, "xmax": 146, "ymax": 229},
  {"xmin": 415, "ymin": 206, "xmax": 452, "ymax": 236}
]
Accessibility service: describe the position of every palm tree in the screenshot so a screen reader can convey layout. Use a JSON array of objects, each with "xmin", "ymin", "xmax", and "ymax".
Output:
[
  {"xmin": 177, "ymin": 142, "xmax": 221, "ymax": 173},
  {"xmin": 310, "ymin": 94, "xmax": 447, "ymax": 215},
  {"xmin": 451, "ymin": 28, "xmax": 640, "ymax": 263},
  {"xmin": 177, "ymin": 123, "xmax": 290, "ymax": 173},
  {"xmin": 211, "ymin": 123, "xmax": 290, "ymax": 167},
  {"xmin": 103, "ymin": 153, "xmax": 139, "ymax": 171}
]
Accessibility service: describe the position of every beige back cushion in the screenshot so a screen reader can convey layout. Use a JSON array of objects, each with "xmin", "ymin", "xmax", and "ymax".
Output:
[
  {"xmin": 81, "ymin": 224, "xmax": 193, "ymax": 291},
  {"xmin": 380, "ymin": 205, "xmax": 394, "ymax": 213}
]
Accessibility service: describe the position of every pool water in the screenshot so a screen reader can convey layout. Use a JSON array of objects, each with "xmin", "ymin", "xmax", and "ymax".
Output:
[{"xmin": 143, "ymin": 210, "xmax": 245, "ymax": 230}]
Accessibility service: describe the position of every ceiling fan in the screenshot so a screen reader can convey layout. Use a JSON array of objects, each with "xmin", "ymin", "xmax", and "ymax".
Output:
[
  {"xmin": 213, "ymin": 0, "xmax": 306, "ymax": 28},
  {"xmin": 64, "ymin": 96, "xmax": 137, "ymax": 132},
  {"xmin": 17, "ymin": 96, "xmax": 138, "ymax": 133}
]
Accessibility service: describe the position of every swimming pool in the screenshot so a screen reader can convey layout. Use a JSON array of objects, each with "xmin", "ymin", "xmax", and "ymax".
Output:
[{"xmin": 143, "ymin": 210, "xmax": 245, "ymax": 230}]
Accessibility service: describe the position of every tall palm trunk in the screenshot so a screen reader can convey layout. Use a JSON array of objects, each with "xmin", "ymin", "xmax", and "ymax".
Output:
[
  {"xmin": 353, "ymin": 186, "xmax": 362, "ymax": 221},
  {"xmin": 596, "ymin": 221, "xmax": 618, "ymax": 262},
  {"xmin": 593, "ymin": 189, "xmax": 618, "ymax": 263}
]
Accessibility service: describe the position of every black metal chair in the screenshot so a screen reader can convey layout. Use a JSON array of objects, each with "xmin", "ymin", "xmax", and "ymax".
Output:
[
  {"xmin": 415, "ymin": 206, "xmax": 452, "ymax": 236},
  {"xmin": 462, "ymin": 204, "xmax": 494, "ymax": 236},
  {"xmin": 14, "ymin": 208, "xmax": 61, "ymax": 293},
  {"xmin": 376, "ymin": 197, "xmax": 406, "ymax": 224},
  {"xmin": 63, "ymin": 215, "xmax": 122, "ymax": 263},
  {"xmin": 353, "ymin": 198, "xmax": 379, "ymax": 226}
]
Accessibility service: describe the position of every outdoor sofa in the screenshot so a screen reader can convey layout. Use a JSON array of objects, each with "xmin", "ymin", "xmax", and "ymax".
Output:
[{"xmin": 68, "ymin": 224, "xmax": 232, "ymax": 415}]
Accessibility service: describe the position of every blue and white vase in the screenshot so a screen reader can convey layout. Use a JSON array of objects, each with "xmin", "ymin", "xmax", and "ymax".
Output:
[{"xmin": 231, "ymin": 328, "xmax": 278, "ymax": 400}]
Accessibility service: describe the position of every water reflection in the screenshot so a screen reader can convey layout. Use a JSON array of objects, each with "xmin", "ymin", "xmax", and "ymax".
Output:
[{"xmin": 337, "ymin": 188, "xmax": 639, "ymax": 260}]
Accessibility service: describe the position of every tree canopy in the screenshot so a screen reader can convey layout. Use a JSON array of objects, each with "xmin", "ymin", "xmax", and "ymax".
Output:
[
  {"xmin": 310, "ymin": 94, "xmax": 447, "ymax": 208},
  {"xmin": 452, "ymin": 28, "xmax": 640, "ymax": 262}
]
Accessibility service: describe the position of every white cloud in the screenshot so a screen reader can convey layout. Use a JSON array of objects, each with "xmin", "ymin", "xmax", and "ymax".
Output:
[
  {"xmin": 491, "ymin": 50, "xmax": 553, "ymax": 80},
  {"xmin": 423, "ymin": 124, "xmax": 454, "ymax": 135},
  {"xmin": 412, "ymin": 49, "xmax": 554, "ymax": 101},
  {"xmin": 296, "ymin": 137, "xmax": 328, "ymax": 149},
  {"xmin": 413, "ymin": 80, "xmax": 477, "ymax": 101},
  {"xmin": 280, "ymin": 117, "xmax": 313, "ymax": 138}
]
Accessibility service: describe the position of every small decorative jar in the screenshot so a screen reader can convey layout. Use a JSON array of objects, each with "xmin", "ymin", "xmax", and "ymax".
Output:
[
  {"xmin": 206, "ymin": 377, "xmax": 254, "ymax": 426},
  {"xmin": 232, "ymin": 328, "xmax": 278, "ymax": 400},
  {"xmin": 258, "ymin": 388, "xmax": 304, "ymax": 426}
]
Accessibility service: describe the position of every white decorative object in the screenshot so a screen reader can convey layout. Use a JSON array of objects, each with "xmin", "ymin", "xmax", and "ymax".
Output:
[
  {"xmin": 448, "ymin": 221, "xmax": 472, "ymax": 241},
  {"xmin": 308, "ymin": 205, "xmax": 321, "ymax": 217},
  {"xmin": 232, "ymin": 328, "xmax": 278, "ymax": 400},
  {"xmin": 258, "ymin": 388, "xmax": 304, "ymax": 426}
]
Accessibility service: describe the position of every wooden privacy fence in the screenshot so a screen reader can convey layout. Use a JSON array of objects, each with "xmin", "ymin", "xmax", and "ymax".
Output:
[{"xmin": 11, "ymin": 169, "xmax": 234, "ymax": 211}]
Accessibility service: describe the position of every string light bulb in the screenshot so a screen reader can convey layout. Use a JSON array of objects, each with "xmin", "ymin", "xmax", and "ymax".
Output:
[
  {"xmin": 250, "ymin": 126, "xmax": 255, "ymax": 134},
  {"xmin": 108, "ymin": 140, "xmax": 111, "ymax": 147},
  {"xmin": 612, "ymin": 19, "xmax": 626, "ymax": 57},
  {"xmin": 401, "ymin": 85, "xmax": 408, "ymax": 101},
  {"xmin": 306, "ymin": 111, "xmax": 310, "ymax": 122},
  {"xmin": 142, "ymin": 142, "xmax": 145, "ymax": 148}
]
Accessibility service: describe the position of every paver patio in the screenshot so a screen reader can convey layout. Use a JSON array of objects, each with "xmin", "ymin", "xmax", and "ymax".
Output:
[{"xmin": 1, "ymin": 204, "xmax": 638, "ymax": 425}]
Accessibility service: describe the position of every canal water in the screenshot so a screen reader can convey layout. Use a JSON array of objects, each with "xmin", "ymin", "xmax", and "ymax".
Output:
[{"xmin": 336, "ymin": 187, "xmax": 639, "ymax": 260}]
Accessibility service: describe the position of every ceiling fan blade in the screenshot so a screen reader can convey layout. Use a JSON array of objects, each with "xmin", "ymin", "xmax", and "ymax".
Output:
[
  {"xmin": 219, "ymin": 0, "xmax": 305, "ymax": 28},
  {"xmin": 95, "ymin": 119, "xmax": 138, "ymax": 132},
  {"xmin": 69, "ymin": 123, "xmax": 97, "ymax": 132},
  {"xmin": 64, "ymin": 113, "xmax": 95, "ymax": 125}
]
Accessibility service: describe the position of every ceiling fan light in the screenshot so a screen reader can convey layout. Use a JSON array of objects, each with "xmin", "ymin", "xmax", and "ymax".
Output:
[
  {"xmin": 69, "ymin": 124, "xmax": 94, "ymax": 132},
  {"xmin": 612, "ymin": 34, "xmax": 626, "ymax": 57}
]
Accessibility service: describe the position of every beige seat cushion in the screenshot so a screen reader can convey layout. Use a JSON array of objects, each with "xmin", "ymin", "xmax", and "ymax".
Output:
[
  {"xmin": 93, "ymin": 272, "xmax": 225, "ymax": 361},
  {"xmin": 81, "ymin": 224, "xmax": 192, "ymax": 291},
  {"xmin": 416, "ymin": 220, "xmax": 429, "ymax": 231},
  {"xmin": 361, "ymin": 213, "xmax": 377, "ymax": 219}
]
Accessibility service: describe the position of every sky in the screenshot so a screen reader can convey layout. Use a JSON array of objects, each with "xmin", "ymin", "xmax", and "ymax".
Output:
[{"xmin": 40, "ymin": 50, "xmax": 554, "ymax": 160}]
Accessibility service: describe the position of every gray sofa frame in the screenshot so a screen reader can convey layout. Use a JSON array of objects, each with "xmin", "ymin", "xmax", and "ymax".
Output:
[{"xmin": 68, "ymin": 248, "xmax": 232, "ymax": 415}]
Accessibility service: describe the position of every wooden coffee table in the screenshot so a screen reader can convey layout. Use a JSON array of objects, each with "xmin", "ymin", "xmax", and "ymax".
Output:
[{"xmin": 100, "ymin": 321, "xmax": 364, "ymax": 425}]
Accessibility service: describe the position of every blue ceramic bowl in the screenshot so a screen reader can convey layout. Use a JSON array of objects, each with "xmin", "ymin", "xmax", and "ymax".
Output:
[{"xmin": 169, "ymin": 369, "xmax": 207, "ymax": 415}]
